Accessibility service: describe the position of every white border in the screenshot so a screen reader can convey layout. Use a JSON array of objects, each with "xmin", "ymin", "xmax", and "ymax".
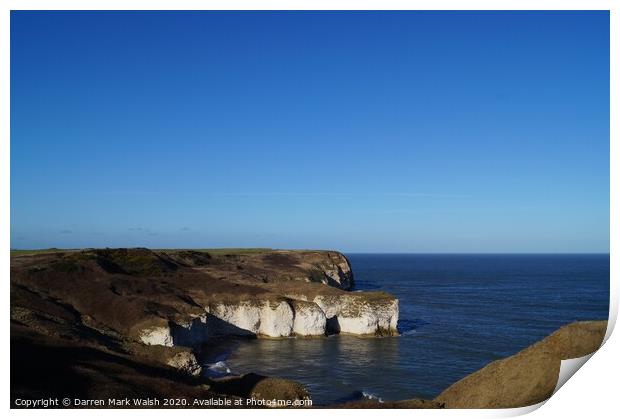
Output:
[{"xmin": 2, "ymin": 2, "xmax": 616, "ymax": 419}]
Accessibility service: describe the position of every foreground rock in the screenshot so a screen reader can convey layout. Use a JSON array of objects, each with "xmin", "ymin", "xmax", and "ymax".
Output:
[
  {"xmin": 11, "ymin": 323, "xmax": 306, "ymax": 408},
  {"xmin": 331, "ymin": 321, "xmax": 607, "ymax": 409},
  {"xmin": 210, "ymin": 374, "xmax": 310, "ymax": 406},
  {"xmin": 435, "ymin": 320, "xmax": 607, "ymax": 408}
]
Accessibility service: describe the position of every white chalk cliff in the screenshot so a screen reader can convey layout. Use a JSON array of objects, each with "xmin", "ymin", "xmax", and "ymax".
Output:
[
  {"xmin": 131, "ymin": 249, "xmax": 398, "ymax": 347},
  {"xmin": 140, "ymin": 294, "xmax": 398, "ymax": 346}
]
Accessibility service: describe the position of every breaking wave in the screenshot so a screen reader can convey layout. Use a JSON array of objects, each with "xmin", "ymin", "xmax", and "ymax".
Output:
[
  {"xmin": 206, "ymin": 360, "xmax": 232, "ymax": 376},
  {"xmin": 362, "ymin": 391, "xmax": 384, "ymax": 403}
]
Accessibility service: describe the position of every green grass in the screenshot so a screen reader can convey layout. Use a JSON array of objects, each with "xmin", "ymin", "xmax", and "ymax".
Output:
[
  {"xmin": 157, "ymin": 248, "xmax": 274, "ymax": 255},
  {"xmin": 10, "ymin": 248, "xmax": 80, "ymax": 256},
  {"xmin": 11, "ymin": 247, "xmax": 276, "ymax": 257}
]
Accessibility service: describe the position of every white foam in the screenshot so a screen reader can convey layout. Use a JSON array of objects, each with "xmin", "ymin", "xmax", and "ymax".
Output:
[
  {"xmin": 362, "ymin": 391, "xmax": 384, "ymax": 403},
  {"xmin": 207, "ymin": 360, "xmax": 232, "ymax": 374}
]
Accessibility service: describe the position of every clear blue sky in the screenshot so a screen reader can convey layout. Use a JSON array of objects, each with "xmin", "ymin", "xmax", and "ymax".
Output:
[{"xmin": 10, "ymin": 11, "xmax": 609, "ymax": 252}]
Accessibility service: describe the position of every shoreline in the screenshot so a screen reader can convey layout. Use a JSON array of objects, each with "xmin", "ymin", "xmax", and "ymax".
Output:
[{"xmin": 10, "ymin": 248, "xmax": 608, "ymax": 408}]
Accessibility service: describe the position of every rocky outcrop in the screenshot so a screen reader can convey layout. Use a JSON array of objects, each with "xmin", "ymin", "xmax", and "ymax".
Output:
[
  {"xmin": 11, "ymin": 322, "xmax": 308, "ymax": 408},
  {"xmin": 165, "ymin": 350, "xmax": 202, "ymax": 377},
  {"xmin": 314, "ymin": 294, "xmax": 399, "ymax": 336},
  {"xmin": 11, "ymin": 249, "xmax": 398, "ymax": 347},
  {"xmin": 330, "ymin": 321, "xmax": 607, "ymax": 409},
  {"xmin": 11, "ymin": 248, "xmax": 393, "ymax": 343},
  {"xmin": 208, "ymin": 373, "xmax": 311, "ymax": 406},
  {"xmin": 313, "ymin": 252, "xmax": 354, "ymax": 290},
  {"xmin": 248, "ymin": 377, "xmax": 311, "ymax": 406},
  {"xmin": 434, "ymin": 321, "xmax": 607, "ymax": 408},
  {"xmin": 10, "ymin": 247, "xmax": 396, "ymax": 407},
  {"xmin": 139, "ymin": 324, "xmax": 174, "ymax": 347}
]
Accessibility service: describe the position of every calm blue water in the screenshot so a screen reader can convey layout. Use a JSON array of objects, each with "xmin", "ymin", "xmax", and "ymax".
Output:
[{"xmin": 211, "ymin": 254, "xmax": 609, "ymax": 405}]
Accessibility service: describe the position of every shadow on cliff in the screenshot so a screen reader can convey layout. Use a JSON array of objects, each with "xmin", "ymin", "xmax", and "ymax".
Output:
[
  {"xmin": 171, "ymin": 315, "xmax": 259, "ymax": 348},
  {"xmin": 326, "ymin": 316, "xmax": 341, "ymax": 335},
  {"xmin": 10, "ymin": 326, "xmax": 208, "ymax": 403},
  {"xmin": 11, "ymin": 325, "xmax": 297, "ymax": 406}
]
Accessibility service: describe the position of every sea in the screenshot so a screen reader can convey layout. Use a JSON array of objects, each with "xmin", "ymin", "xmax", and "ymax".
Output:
[{"xmin": 201, "ymin": 254, "xmax": 610, "ymax": 406}]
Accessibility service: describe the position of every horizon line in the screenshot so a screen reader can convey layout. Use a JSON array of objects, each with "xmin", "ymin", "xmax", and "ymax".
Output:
[{"xmin": 9, "ymin": 247, "xmax": 610, "ymax": 255}]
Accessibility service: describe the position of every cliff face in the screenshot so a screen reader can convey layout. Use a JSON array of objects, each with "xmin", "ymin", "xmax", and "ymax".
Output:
[
  {"xmin": 163, "ymin": 248, "xmax": 355, "ymax": 290},
  {"xmin": 11, "ymin": 248, "xmax": 395, "ymax": 342},
  {"xmin": 10, "ymin": 248, "xmax": 397, "ymax": 377},
  {"xmin": 139, "ymin": 291, "xmax": 399, "ymax": 347}
]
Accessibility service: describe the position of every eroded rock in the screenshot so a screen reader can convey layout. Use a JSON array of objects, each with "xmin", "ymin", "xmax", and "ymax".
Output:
[
  {"xmin": 139, "ymin": 325, "xmax": 173, "ymax": 347},
  {"xmin": 314, "ymin": 294, "xmax": 399, "ymax": 336},
  {"xmin": 166, "ymin": 351, "xmax": 202, "ymax": 376},
  {"xmin": 206, "ymin": 300, "xmax": 294, "ymax": 337},
  {"xmin": 291, "ymin": 300, "xmax": 327, "ymax": 336}
]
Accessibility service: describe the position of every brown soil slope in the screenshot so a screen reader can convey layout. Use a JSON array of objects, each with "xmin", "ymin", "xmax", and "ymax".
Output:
[
  {"xmin": 333, "ymin": 321, "xmax": 607, "ymax": 409},
  {"xmin": 435, "ymin": 320, "xmax": 608, "ymax": 408}
]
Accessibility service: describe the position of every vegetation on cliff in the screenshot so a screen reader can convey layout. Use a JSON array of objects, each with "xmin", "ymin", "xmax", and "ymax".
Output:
[{"xmin": 10, "ymin": 247, "xmax": 393, "ymax": 406}]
